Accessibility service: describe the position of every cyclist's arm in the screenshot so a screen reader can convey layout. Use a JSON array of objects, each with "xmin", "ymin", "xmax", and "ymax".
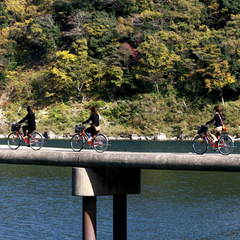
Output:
[
  {"xmin": 206, "ymin": 114, "xmax": 217, "ymax": 125},
  {"xmin": 82, "ymin": 114, "xmax": 93, "ymax": 124},
  {"xmin": 18, "ymin": 114, "xmax": 28, "ymax": 124}
]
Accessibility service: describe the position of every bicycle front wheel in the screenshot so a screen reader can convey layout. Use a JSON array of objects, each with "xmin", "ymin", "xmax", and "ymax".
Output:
[
  {"xmin": 93, "ymin": 134, "xmax": 108, "ymax": 153},
  {"xmin": 218, "ymin": 134, "xmax": 234, "ymax": 155},
  {"xmin": 30, "ymin": 132, "xmax": 43, "ymax": 150},
  {"xmin": 71, "ymin": 134, "xmax": 85, "ymax": 152},
  {"xmin": 7, "ymin": 132, "xmax": 21, "ymax": 150},
  {"xmin": 192, "ymin": 135, "xmax": 208, "ymax": 154}
]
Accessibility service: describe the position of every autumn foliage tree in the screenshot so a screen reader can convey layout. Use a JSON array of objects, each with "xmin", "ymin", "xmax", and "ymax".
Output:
[
  {"xmin": 0, "ymin": 0, "xmax": 239, "ymax": 104},
  {"xmin": 138, "ymin": 33, "xmax": 180, "ymax": 94},
  {"xmin": 200, "ymin": 60, "xmax": 235, "ymax": 105}
]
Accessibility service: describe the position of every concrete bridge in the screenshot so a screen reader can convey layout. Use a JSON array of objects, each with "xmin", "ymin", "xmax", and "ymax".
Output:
[{"xmin": 1, "ymin": 146, "xmax": 240, "ymax": 240}]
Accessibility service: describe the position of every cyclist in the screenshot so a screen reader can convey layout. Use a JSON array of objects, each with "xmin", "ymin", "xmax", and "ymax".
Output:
[
  {"xmin": 18, "ymin": 106, "xmax": 36, "ymax": 139},
  {"xmin": 205, "ymin": 106, "xmax": 224, "ymax": 143},
  {"xmin": 82, "ymin": 106, "xmax": 100, "ymax": 141}
]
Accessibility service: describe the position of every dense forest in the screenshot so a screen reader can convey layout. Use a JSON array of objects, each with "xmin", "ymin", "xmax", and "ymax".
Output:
[{"xmin": 1, "ymin": 0, "xmax": 240, "ymax": 138}]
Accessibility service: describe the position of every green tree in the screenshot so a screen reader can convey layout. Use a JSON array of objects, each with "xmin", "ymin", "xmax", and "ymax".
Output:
[
  {"xmin": 50, "ymin": 39, "xmax": 97, "ymax": 100},
  {"xmin": 137, "ymin": 34, "xmax": 180, "ymax": 94},
  {"xmin": 27, "ymin": 14, "xmax": 61, "ymax": 62},
  {"xmin": 218, "ymin": 0, "xmax": 240, "ymax": 15},
  {"xmin": 87, "ymin": 11, "xmax": 117, "ymax": 58},
  {"xmin": 0, "ymin": 6, "xmax": 9, "ymax": 30},
  {"xmin": 199, "ymin": 60, "xmax": 235, "ymax": 104}
]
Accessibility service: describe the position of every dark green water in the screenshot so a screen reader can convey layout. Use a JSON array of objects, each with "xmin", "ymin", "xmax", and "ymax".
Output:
[{"xmin": 1, "ymin": 139, "xmax": 240, "ymax": 239}]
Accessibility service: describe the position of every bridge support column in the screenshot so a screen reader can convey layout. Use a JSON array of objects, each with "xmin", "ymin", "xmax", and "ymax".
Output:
[
  {"xmin": 113, "ymin": 194, "xmax": 127, "ymax": 240},
  {"xmin": 72, "ymin": 167, "xmax": 140, "ymax": 240},
  {"xmin": 83, "ymin": 196, "xmax": 96, "ymax": 240}
]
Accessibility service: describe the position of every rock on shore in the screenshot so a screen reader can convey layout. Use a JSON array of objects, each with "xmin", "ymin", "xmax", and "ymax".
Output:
[{"xmin": 43, "ymin": 130, "xmax": 56, "ymax": 139}]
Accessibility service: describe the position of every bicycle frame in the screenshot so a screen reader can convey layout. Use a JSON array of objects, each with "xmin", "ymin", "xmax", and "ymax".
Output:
[
  {"xmin": 15, "ymin": 130, "xmax": 31, "ymax": 143},
  {"xmin": 203, "ymin": 131, "xmax": 228, "ymax": 148},
  {"xmin": 202, "ymin": 132, "xmax": 219, "ymax": 147},
  {"xmin": 12, "ymin": 129, "xmax": 39, "ymax": 146},
  {"xmin": 79, "ymin": 130, "xmax": 99, "ymax": 146},
  {"xmin": 71, "ymin": 124, "xmax": 108, "ymax": 153}
]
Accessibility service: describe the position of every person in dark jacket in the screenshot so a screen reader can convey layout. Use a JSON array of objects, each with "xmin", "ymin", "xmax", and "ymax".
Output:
[
  {"xmin": 205, "ymin": 106, "xmax": 224, "ymax": 143},
  {"xmin": 18, "ymin": 106, "xmax": 36, "ymax": 137},
  {"xmin": 82, "ymin": 106, "xmax": 100, "ymax": 140}
]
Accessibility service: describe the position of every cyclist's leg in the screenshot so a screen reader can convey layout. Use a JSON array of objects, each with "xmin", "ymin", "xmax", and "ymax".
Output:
[
  {"xmin": 22, "ymin": 125, "xmax": 28, "ymax": 136},
  {"xmin": 209, "ymin": 128, "xmax": 218, "ymax": 141},
  {"xmin": 27, "ymin": 129, "xmax": 33, "ymax": 137},
  {"xmin": 86, "ymin": 126, "xmax": 95, "ymax": 137},
  {"xmin": 27, "ymin": 129, "xmax": 33, "ymax": 145},
  {"xmin": 85, "ymin": 127, "xmax": 90, "ymax": 134},
  {"xmin": 215, "ymin": 126, "xmax": 222, "ymax": 138}
]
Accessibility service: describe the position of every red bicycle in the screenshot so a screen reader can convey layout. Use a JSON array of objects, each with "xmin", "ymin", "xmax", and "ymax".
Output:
[
  {"xmin": 70, "ymin": 124, "xmax": 108, "ymax": 153},
  {"xmin": 7, "ymin": 123, "xmax": 44, "ymax": 150},
  {"xmin": 192, "ymin": 125, "xmax": 234, "ymax": 155}
]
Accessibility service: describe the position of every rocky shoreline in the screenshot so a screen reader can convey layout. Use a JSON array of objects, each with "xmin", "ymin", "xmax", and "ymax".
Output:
[
  {"xmin": 41, "ymin": 130, "xmax": 240, "ymax": 141},
  {"xmin": 1, "ymin": 129, "xmax": 239, "ymax": 141},
  {"xmin": 41, "ymin": 130, "xmax": 181, "ymax": 141}
]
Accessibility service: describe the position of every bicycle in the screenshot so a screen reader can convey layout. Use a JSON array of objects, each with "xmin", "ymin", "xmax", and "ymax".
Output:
[
  {"xmin": 70, "ymin": 124, "xmax": 108, "ymax": 153},
  {"xmin": 7, "ymin": 123, "xmax": 44, "ymax": 151},
  {"xmin": 192, "ymin": 125, "xmax": 234, "ymax": 155}
]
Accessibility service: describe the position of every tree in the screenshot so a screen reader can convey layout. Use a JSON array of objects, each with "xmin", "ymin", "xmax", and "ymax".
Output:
[
  {"xmin": 50, "ymin": 39, "xmax": 97, "ymax": 100},
  {"xmin": 5, "ymin": 0, "xmax": 28, "ymax": 22},
  {"xmin": 0, "ymin": 6, "xmax": 9, "ymax": 30},
  {"xmin": 218, "ymin": 0, "xmax": 240, "ymax": 15},
  {"xmin": 66, "ymin": 9, "xmax": 91, "ymax": 37},
  {"xmin": 199, "ymin": 60, "xmax": 235, "ymax": 104},
  {"xmin": 137, "ymin": 34, "xmax": 180, "ymax": 94},
  {"xmin": 87, "ymin": 11, "xmax": 117, "ymax": 58},
  {"xmin": 27, "ymin": 14, "xmax": 61, "ymax": 60}
]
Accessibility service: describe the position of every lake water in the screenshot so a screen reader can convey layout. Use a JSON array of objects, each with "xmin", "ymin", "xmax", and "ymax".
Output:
[{"xmin": 1, "ymin": 139, "xmax": 240, "ymax": 239}]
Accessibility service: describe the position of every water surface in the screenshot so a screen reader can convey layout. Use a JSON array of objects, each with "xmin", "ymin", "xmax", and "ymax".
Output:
[{"xmin": 1, "ymin": 140, "xmax": 240, "ymax": 239}]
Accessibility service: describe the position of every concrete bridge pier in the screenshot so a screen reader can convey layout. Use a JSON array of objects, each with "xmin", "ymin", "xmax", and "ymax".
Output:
[{"xmin": 72, "ymin": 167, "xmax": 141, "ymax": 240}]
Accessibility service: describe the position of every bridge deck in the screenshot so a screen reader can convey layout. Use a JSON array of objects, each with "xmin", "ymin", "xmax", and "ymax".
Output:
[{"xmin": 0, "ymin": 146, "xmax": 240, "ymax": 171}]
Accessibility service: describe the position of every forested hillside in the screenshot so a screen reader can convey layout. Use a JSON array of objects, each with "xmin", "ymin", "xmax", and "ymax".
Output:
[{"xmin": 1, "ymin": 0, "xmax": 240, "ymax": 138}]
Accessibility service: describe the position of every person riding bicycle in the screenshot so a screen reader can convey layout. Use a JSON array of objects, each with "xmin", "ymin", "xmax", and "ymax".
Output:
[
  {"xmin": 18, "ymin": 106, "xmax": 36, "ymax": 138},
  {"xmin": 82, "ymin": 106, "xmax": 100, "ymax": 141},
  {"xmin": 205, "ymin": 106, "xmax": 224, "ymax": 143}
]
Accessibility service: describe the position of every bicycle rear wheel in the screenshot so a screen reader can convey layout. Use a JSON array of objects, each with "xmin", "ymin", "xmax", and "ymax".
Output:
[
  {"xmin": 93, "ymin": 133, "xmax": 108, "ymax": 153},
  {"xmin": 192, "ymin": 135, "xmax": 208, "ymax": 154},
  {"xmin": 71, "ymin": 134, "xmax": 85, "ymax": 152},
  {"xmin": 7, "ymin": 132, "xmax": 21, "ymax": 150},
  {"xmin": 29, "ymin": 132, "xmax": 43, "ymax": 150},
  {"xmin": 217, "ymin": 134, "xmax": 234, "ymax": 155}
]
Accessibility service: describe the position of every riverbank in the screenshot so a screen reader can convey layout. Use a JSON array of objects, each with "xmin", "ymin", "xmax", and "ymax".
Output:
[
  {"xmin": 1, "ymin": 96, "xmax": 240, "ymax": 142},
  {"xmin": 1, "ymin": 131, "xmax": 239, "ymax": 142}
]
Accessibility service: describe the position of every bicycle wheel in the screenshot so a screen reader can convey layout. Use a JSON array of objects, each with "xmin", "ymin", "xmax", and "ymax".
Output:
[
  {"xmin": 30, "ymin": 132, "xmax": 43, "ymax": 150},
  {"xmin": 7, "ymin": 132, "xmax": 21, "ymax": 150},
  {"xmin": 93, "ymin": 133, "xmax": 108, "ymax": 153},
  {"xmin": 192, "ymin": 135, "xmax": 208, "ymax": 154},
  {"xmin": 218, "ymin": 134, "xmax": 234, "ymax": 155},
  {"xmin": 71, "ymin": 134, "xmax": 85, "ymax": 152}
]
